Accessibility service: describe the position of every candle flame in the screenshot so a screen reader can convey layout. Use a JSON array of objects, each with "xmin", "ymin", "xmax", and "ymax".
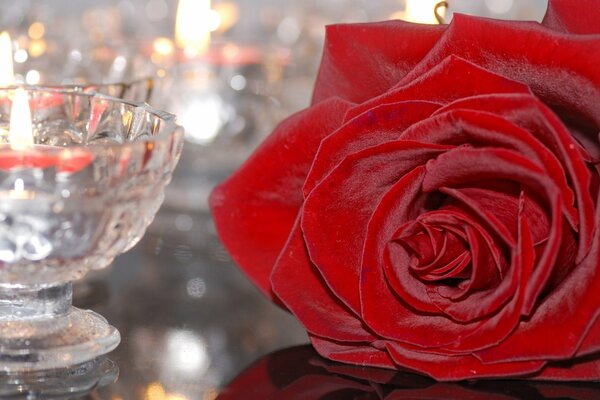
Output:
[
  {"xmin": 9, "ymin": 89, "xmax": 34, "ymax": 150},
  {"xmin": 175, "ymin": 0, "xmax": 212, "ymax": 58},
  {"xmin": 405, "ymin": 0, "xmax": 446, "ymax": 24},
  {"xmin": 0, "ymin": 31, "xmax": 14, "ymax": 87}
]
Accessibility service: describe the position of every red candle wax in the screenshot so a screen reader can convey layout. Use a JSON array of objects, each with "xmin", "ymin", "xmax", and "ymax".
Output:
[{"xmin": 0, "ymin": 146, "xmax": 93, "ymax": 173}]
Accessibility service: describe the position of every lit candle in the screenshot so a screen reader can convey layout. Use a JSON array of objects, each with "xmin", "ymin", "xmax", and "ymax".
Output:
[
  {"xmin": 0, "ymin": 90, "xmax": 93, "ymax": 172},
  {"xmin": 0, "ymin": 32, "xmax": 92, "ymax": 173}
]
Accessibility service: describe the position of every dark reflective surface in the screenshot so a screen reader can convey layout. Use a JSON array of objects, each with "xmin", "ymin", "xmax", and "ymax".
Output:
[{"xmin": 218, "ymin": 346, "xmax": 600, "ymax": 400}]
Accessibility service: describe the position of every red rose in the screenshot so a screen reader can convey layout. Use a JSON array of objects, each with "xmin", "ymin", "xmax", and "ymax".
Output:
[{"xmin": 211, "ymin": 0, "xmax": 600, "ymax": 381}]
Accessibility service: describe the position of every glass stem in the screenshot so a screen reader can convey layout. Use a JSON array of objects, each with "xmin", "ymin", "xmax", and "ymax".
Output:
[{"xmin": 0, "ymin": 283, "xmax": 72, "ymax": 320}]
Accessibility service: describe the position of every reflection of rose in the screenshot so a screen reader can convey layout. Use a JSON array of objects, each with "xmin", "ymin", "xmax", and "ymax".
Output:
[
  {"xmin": 211, "ymin": 0, "xmax": 600, "ymax": 380},
  {"xmin": 217, "ymin": 346, "xmax": 600, "ymax": 400}
]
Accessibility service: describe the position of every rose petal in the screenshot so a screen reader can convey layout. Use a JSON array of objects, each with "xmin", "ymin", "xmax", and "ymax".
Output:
[
  {"xmin": 424, "ymin": 147, "xmax": 567, "ymax": 316},
  {"xmin": 312, "ymin": 21, "xmax": 446, "ymax": 104},
  {"xmin": 271, "ymin": 216, "xmax": 375, "ymax": 342},
  {"xmin": 210, "ymin": 97, "xmax": 353, "ymax": 302},
  {"xmin": 311, "ymin": 335, "xmax": 397, "ymax": 370},
  {"xmin": 441, "ymin": 185, "xmax": 520, "ymax": 248},
  {"xmin": 475, "ymin": 222, "xmax": 600, "ymax": 364},
  {"xmin": 534, "ymin": 355, "xmax": 600, "ymax": 381},
  {"xmin": 366, "ymin": 167, "xmax": 440, "ymax": 315},
  {"xmin": 399, "ymin": 14, "xmax": 600, "ymax": 131},
  {"xmin": 399, "ymin": 107, "xmax": 578, "ymax": 229},
  {"xmin": 346, "ymin": 55, "xmax": 530, "ymax": 121},
  {"xmin": 438, "ymin": 194, "xmax": 536, "ymax": 352},
  {"xmin": 543, "ymin": 0, "xmax": 600, "ymax": 34},
  {"xmin": 313, "ymin": 338, "xmax": 545, "ymax": 381},
  {"xmin": 302, "ymin": 141, "xmax": 452, "ymax": 313},
  {"xmin": 435, "ymin": 93, "xmax": 594, "ymax": 261},
  {"xmin": 304, "ymin": 101, "xmax": 440, "ymax": 196}
]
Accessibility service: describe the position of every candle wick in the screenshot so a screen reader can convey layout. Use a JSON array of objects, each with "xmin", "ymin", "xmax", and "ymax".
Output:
[{"xmin": 435, "ymin": 1, "xmax": 448, "ymax": 24}]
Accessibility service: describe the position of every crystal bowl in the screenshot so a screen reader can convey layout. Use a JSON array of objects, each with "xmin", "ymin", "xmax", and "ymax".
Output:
[{"xmin": 0, "ymin": 87, "xmax": 183, "ymax": 371}]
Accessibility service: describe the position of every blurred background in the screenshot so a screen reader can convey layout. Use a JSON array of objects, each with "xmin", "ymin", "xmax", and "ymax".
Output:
[{"xmin": 0, "ymin": 0, "xmax": 549, "ymax": 398}]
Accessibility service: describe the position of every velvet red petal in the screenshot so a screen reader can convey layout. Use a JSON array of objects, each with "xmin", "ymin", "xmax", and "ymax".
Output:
[
  {"xmin": 271, "ymin": 216, "xmax": 375, "ymax": 342},
  {"xmin": 210, "ymin": 97, "xmax": 352, "ymax": 302},
  {"xmin": 304, "ymin": 101, "xmax": 440, "ymax": 197},
  {"xmin": 399, "ymin": 14, "xmax": 600, "ymax": 130},
  {"xmin": 476, "ymin": 226, "xmax": 600, "ymax": 364},
  {"xmin": 313, "ymin": 337, "xmax": 545, "ymax": 381},
  {"xmin": 310, "ymin": 336, "xmax": 397, "ymax": 370},
  {"xmin": 534, "ymin": 355, "xmax": 600, "ymax": 381},
  {"xmin": 435, "ymin": 94, "xmax": 594, "ymax": 262},
  {"xmin": 543, "ymin": 0, "xmax": 600, "ymax": 34},
  {"xmin": 346, "ymin": 55, "xmax": 530, "ymax": 121},
  {"xmin": 312, "ymin": 20, "xmax": 446, "ymax": 105},
  {"xmin": 302, "ymin": 141, "xmax": 452, "ymax": 314}
]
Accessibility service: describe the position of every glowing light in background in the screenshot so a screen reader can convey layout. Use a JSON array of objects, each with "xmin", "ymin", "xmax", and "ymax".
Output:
[
  {"xmin": 14, "ymin": 48, "xmax": 28, "ymax": 63},
  {"xmin": 179, "ymin": 93, "xmax": 233, "ymax": 145},
  {"xmin": 213, "ymin": 1, "xmax": 240, "ymax": 33},
  {"xmin": 404, "ymin": 0, "xmax": 445, "ymax": 23},
  {"xmin": 153, "ymin": 37, "xmax": 175, "ymax": 57},
  {"xmin": 0, "ymin": 32, "xmax": 14, "ymax": 86},
  {"xmin": 145, "ymin": 382, "xmax": 166, "ymax": 400},
  {"xmin": 28, "ymin": 39, "xmax": 47, "ymax": 58},
  {"xmin": 25, "ymin": 69, "xmax": 41, "ymax": 85},
  {"xmin": 176, "ymin": 0, "xmax": 215, "ymax": 57},
  {"xmin": 164, "ymin": 329, "xmax": 210, "ymax": 377},
  {"xmin": 28, "ymin": 22, "xmax": 45, "ymax": 40}
]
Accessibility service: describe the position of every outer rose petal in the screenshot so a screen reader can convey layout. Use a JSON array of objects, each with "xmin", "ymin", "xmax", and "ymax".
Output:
[
  {"xmin": 310, "ymin": 336, "xmax": 396, "ymax": 370},
  {"xmin": 210, "ymin": 98, "xmax": 352, "ymax": 302},
  {"xmin": 543, "ymin": 0, "xmax": 600, "ymax": 34},
  {"xmin": 312, "ymin": 20, "xmax": 446, "ymax": 105},
  {"xmin": 534, "ymin": 355, "xmax": 600, "ymax": 381},
  {"xmin": 311, "ymin": 337, "xmax": 545, "ymax": 382},
  {"xmin": 399, "ymin": 14, "xmax": 600, "ymax": 130},
  {"xmin": 271, "ymin": 216, "xmax": 375, "ymax": 342},
  {"xmin": 346, "ymin": 55, "xmax": 530, "ymax": 121}
]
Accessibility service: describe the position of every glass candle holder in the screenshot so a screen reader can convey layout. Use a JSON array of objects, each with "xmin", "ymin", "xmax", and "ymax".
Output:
[{"xmin": 0, "ymin": 87, "xmax": 184, "ymax": 371}]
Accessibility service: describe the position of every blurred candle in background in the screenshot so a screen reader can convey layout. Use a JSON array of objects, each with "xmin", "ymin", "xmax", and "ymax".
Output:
[
  {"xmin": 175, "ymin": 0, "xmax": 216, "ymax": 58},
  {"xmin": 404, "ymin": 0, "xmax": 446, "ymax": 23}
]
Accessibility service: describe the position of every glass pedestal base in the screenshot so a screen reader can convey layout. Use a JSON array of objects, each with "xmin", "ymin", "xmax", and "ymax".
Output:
[
  {"xmin": 0, "ymin": 356, "xmax": 118, "ymax": 396},
  {"xmin": 0, "ymin": 283, "xmax": 120, "ymax": 371}
]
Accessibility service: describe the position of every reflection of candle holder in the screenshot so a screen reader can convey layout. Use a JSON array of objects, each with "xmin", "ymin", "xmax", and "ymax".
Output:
[
  {"xmin": 0, "ymin": 87, "xmax": 183, "ymax": 371},
  {"xmin": 0, "ymin": 356, "xmax": 118, "ymax": 397}
]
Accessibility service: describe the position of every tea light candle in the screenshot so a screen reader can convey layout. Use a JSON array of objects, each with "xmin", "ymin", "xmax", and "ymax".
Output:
[
  {"xmin": 0, "ymin": 34, "xmax": 93, "ymax": 173},
  {"xmin": 0, "ymin": 89, "xmax": 93, "ymax": 173}
]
